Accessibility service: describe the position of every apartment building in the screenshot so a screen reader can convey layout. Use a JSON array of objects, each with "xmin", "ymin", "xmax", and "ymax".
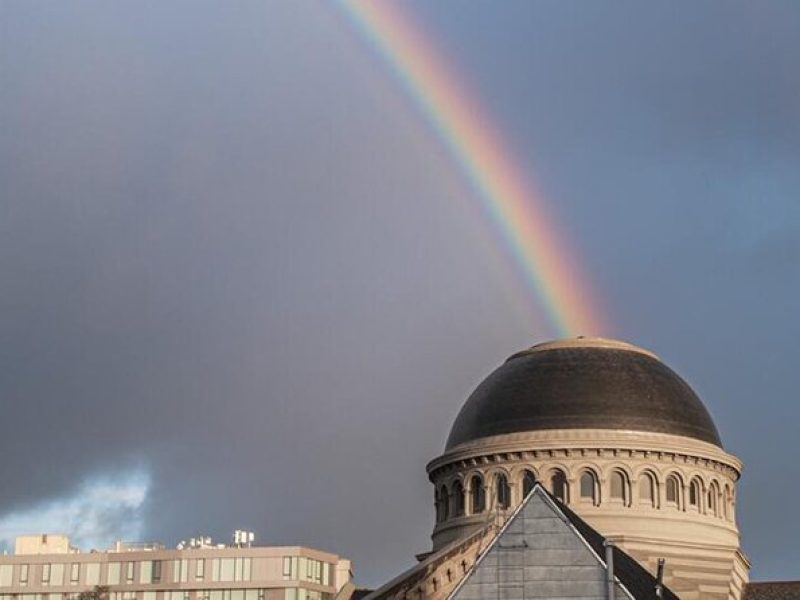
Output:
[{"xmin": 0, "ymin": 535, "xmax": 352, "ymax": 600}]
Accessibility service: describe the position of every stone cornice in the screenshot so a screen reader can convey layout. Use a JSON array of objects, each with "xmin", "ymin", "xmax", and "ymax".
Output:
[{"xmin": 426, "ymin": 429, "xmax": 742, "ymax": 481}]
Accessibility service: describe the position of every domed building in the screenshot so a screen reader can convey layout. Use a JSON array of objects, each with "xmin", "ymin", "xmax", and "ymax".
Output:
[{"xmin": 425, "ymin": 338, "xmax": 747, "ymax": 600}]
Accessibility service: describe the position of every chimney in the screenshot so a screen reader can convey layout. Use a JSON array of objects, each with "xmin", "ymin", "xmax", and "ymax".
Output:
[
  {"xmin": 655, "ymin": 558, "xmax": 665, "ymax": 599},
  {"xmin": 604, "ymin": 540, "xmax": 615, "ymax": 600}
]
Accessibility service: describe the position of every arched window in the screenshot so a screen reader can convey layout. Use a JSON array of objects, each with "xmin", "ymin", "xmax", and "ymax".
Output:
[
  {"xmin": 453, "ymin": 480, "xmax": 465, "ymax": 517},
  {"xmin": 666, "ymin": 475, "xmax": 680, "ymax": 507},
  {"xmin": 579, "ymin": 471, "xmax": 597, "ymax": 504},
  {"xmin": 689, "ymin": 478, "xmax": 701, "ymax": 510},
  {"xmin": 550, "ymin": 469, "xmax": 568, "ymax": 503},
  {"xmin": 723, "ymin": 485, "xmax": 731, "ymax": 520},
  {"xmin": 639, "ymin": 472, "xmax": 656, "ymax": 507},
  {"xmin": 470, "ymin": 475, "xmax": 485, "ymax": 514},
  {"xmin": 522, "ymin": 470, "xmax": 536, "ymax": 498},
  {"xmin": 707, "ymin": 482, "xmax": 719, "ymax": 517},
  {"xmin": 440, "ymin": 485, "xmax": 450, "ymax": 521},
  {"xmin": 435, "ymin": 487, "xmax": 445, "ymax": 522},
  {"xmin": 610, "ymin": 470, "xmax": 627, "ymax": 504},
  {"xmin": 496, "ymin": 474, "xmax": 511, "ymax": 509}
]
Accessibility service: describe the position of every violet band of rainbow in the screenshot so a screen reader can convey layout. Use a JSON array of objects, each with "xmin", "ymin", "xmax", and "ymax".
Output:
[{"xmin": 336, "ymin": 1, "xmax": 605, "ymax": 337}]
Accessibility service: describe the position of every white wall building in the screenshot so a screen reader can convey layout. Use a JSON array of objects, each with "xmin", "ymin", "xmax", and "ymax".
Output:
[{"xmin": 0, "ymin": 535, "xmax": 353, "ymax": 600}]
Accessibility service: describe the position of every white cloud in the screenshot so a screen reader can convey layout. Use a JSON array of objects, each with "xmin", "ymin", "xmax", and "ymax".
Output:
[{"xmin": 0, "ymin": 469, "xmax": 150, "ymax": 552}]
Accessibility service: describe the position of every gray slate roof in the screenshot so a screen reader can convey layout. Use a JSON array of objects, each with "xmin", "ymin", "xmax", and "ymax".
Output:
[
  {"xmin": 446, "ymin": 344, "xmax": 722, "ymax": 450},
  {"xmin": 744, "ymin": 582, "xmax": 800, "ymax": 600},
  {"xmin": 551, "ymin": 489, "xmax": 680, "ymax": 600},
  {"xmin": 365, "ymin": 482, "xmax": 680, "ymax": 600}
]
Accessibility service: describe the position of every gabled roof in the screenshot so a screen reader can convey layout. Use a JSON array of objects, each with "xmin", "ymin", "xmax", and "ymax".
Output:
[
  {"xmin": 744, "ymin": 581, "xmax": 800, "ymax": 600},
  {"xmin": 363, "ymin": 515, "xmax": 498, "ymax": 600},
  {"xmin": 448, "ymin": 483, "xmax": 680, "ymax": 600},
  {"xmin": 549, "ymin": 489, "xmax": 681, "ymax": 600},
  {"xmin": 365, "ymin": 482, "xmax": 680, "ymax": 600}
]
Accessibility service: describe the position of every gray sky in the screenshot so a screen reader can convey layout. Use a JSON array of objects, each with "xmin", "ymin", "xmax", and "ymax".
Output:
[{"xmin": 1, "ymin": 0, "xmax": 799, "ymax": 586}]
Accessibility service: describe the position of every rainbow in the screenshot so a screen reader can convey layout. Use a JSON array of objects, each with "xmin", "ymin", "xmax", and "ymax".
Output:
[{"xmin": 336, "ymin": 1, "xmax": 605, "ymax": 337}]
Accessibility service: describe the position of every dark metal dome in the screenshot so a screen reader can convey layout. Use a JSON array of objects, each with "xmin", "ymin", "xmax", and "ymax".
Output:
[{"xmin": 445, "ymin": 338, "xmax": 722, "ymax": 450}]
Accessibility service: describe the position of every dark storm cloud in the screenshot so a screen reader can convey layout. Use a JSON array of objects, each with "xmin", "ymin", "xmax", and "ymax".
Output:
[
  {"xmin": 1, "ymin": 0, "xmax": 799, "ymax": 586},
  {"xmin": 0, "ymin": 0, "xmax": 514, "ymax": 581}
]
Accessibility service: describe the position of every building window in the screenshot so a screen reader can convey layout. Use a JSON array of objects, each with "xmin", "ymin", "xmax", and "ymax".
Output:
[
  {"xmin": 239, "ymin": 558, "xmax": 251, "ymax": 582},
  {"xmin": 579, "ymin": 471, "xmax": 597, "ymax": 504},
  {"xmin": 0, "ymin": 565, "xmax": 11, "ymax": 587},
  {"xmin": 215, "ymin": 559, "xmax": 234, "ymax": 582},
  {"xmin": 522, "ymin": 470, "xmax": 536, "ymax": 498},
  {"xmin": 707, "ymin": 483, "xmax": 719, "ymax": 516},
  {"xmin": 85, "ymin": 564, "xmax": 99, "ymax": 586},
  {"xmin": 20, "ymin": 564, "xmax": 29, "ymax": 586},
  {"xmin": 639, "ymin": 473, "xmax": 656, "ymax": 507},
  {"xmin": 195, "ymin": 559, "xmax": 205, "ymax": 581},
  {"xmin": 42, "ymin": 565, "xmax": 51, "ymax": 585},
  {"xmin": 496, "ymin": 474, "xmax": 511, "ymax": 509},
  {"xmin": 283, "ymin": 557, "xmax": 293, "ymax": 580},
  {"xmin": 439, "ymin": 486, "xmax": 450, "ymax": 521},
  {"xmin": 550, "ymin": 470, "xmax": 568, "ymax": 503},
  {"xmin": 125, "ymin": 562, "xmax": 134, "ymax": 584},
  {"xmin": 452, "ymin": 480, "xmax": 465, "ymax": 517},
  {"xmin": 107, "ymin": 563, "xmax": 121, "ymax": 585},
  {"xmin": 610, "ymin": 471, "xmax": 627, "ymax": 503},
  {"xmin": 689, "ymin": 478, "xmax": 701, "ymax": 509},
  {"xmin": 470, "ymin": 475, "xmax": 485, "ymax": 514},
  {"xmin": 435, "ymin": 487, "xmax": 446, "ymax": 523},
  {"xmin": 723, "ymin": 485, "xmax": 732, "ymax": 520},
  {"xmin": 173, "ymin": 559, "xmax": 189, "ymax": 583},
  {"xmin": 666, "ymin": 475, "xmax": 680, "ymax": 507},
  {"xmin": 139, "ymin": 562, "xmax": 152, "ymax": 584},
  {"xmin": 140, "ymin": 560, "xmax": 161, "ymax": 584},
  {"xmin": 293, "ymin": 558, "xmax": 324, "ymax": 585},
  {"xmin": 213, "ymin": 558, "xmax": 251, "ymax": 583}
]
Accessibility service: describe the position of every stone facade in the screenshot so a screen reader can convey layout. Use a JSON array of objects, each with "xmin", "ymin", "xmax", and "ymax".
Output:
[
  {"xmin": 427, "ymin": 428, "xmax": 747, "ymax": 600},
  {"xmin": 366, "ymin": 483, "xmax": 676, "ymax": 600},
  {"xmin": 451, "ymin": 491, "xmax": 626, "ymax": 600}
]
